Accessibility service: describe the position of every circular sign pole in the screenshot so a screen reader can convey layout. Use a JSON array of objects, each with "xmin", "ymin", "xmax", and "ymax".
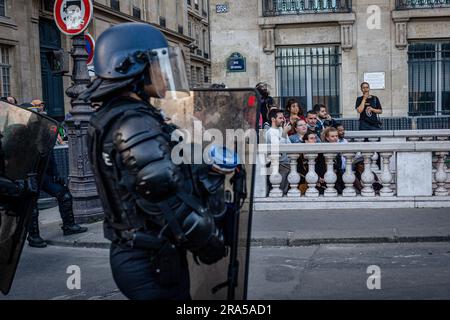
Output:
[{"xmin": 54, "ymin": 0, "xmax": 103, "ymax": 223}]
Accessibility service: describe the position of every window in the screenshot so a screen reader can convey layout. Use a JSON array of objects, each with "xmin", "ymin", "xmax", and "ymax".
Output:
[
  {"xmin": 0, "ymin": 46, "xmax": 11, "ymax": 97},
  {"xmin": 276, "ymin": 46, "xmax": 342, "ymax": 117},
  {"xmin": 188, "ymin": 21, "xmax": 192, "ymax": 37},
  {"xmin": 202, "ymin": 0, "xmax": 208, "ymax": 16},
  {"xmin": 202, "ymin": 29, "xmax": 207, "ymax": 54},
  {"xmin": 408, "ymin": 42, "xmax": 450, "ymax": 116},
  {"xmin": 196, "ymin": 66, "xmax": 202, "ymax": 86},
  {"xmin": 190, "ymin": 66, "xmax": 195, "ymax": 86},
  {"xmin": 0, "ymin": 0, "xmax": 6, "ymax": 17},
  {"xmin": 194, "ymin": 0, "xmax": 199, "ymax": 10},
  {"xmin": 111, "ymin": 0, "xmax": 120, "ymax": 11},
  {"xmin": 204, "ymin": 66, "xmax": 208, "ymax": 83},
  {"xmin": 132, "ymin": 6, "xmax": 141, "ymax": 19},
  {"xmin": 43, "ymin": 0, "xmax": 55, "ymax": 12},
  {"xmin": 176, "ymin": 0, "xmax": 181, "ymax": 30}
]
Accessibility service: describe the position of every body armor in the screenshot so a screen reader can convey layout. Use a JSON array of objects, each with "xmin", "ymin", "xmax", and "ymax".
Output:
[{"xmin": 88, "ymin": 96, "xmax": 227, "ymax": 264}]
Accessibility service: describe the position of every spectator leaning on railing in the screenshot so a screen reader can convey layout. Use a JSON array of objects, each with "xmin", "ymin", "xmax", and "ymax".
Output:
[
  {"xmin": 305, "ymin": 110, "xmax": 322, "ymax": 142},
  {"xmin": 265, "ymin": 108, "xmax": 292, "ymax": 195},
  {"xmin": 314, "ymin": 103, "xmax": 337, "ymax": 129},
  {"xmin": 289, "ymin": 118, "xmax": 308, "ymax": 143}
]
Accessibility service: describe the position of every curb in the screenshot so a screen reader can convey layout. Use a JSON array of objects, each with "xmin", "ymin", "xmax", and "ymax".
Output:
[
  {"xmin": 42, "ymin": 235, "xmax": 450, "ymax": 249},
  {"xmin": 251, "ymin": 235, "xmax": 450, "ymax": 247}
]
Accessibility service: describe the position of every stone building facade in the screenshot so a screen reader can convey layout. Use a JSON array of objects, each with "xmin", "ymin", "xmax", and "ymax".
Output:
[
  {"xmin": 0, "ymin": 0, "xmax": 211, "ymax": 121},
  {"xmin": 209, "ymin": 0, "xmax": 450, "ymax": 118}
]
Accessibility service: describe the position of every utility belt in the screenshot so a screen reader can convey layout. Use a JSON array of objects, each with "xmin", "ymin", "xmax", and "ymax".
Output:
[{"xmin": 113, "ymin": 228, "xmax": 167, "ymax": 251}]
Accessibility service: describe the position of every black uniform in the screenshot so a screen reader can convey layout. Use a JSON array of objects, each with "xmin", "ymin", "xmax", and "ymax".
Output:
[
  {"xmin": 83, "ymin": 22, "xmax": 228, "ymax": 300},
  {"xmin": 88, "ymin": 96, "xmax": 226, "ymax": 299}
]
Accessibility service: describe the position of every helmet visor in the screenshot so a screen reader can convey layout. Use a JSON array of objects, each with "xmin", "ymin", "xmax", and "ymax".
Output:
[{"xmin": 148, "ymin": 46, "xmax": 190, "ymax": 99}]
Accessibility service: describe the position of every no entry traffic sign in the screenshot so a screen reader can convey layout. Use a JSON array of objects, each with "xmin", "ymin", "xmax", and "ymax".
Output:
[
  {"xmin": 54, "ymin": 0, "xmax": 93, "ymax": 36},
  {"xmin": 84, "ymin": 33, "xmax": 95, "ymax": 65}
]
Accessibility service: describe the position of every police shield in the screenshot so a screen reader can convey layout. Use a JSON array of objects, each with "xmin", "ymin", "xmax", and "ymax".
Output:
[
  {"xmin": 151, "ymin": 88, "xmax": 259, "ymax": 299},
  {"xmin": 0, "ymin": 101, "xmax": 58, "ymax": 295}
]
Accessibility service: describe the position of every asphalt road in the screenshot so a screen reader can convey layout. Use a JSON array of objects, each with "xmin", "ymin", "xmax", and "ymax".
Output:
[
  {"xmin": 2, "ymin": 242, "xmax": 450, "ymax": 300},
  {"xmin": 248, "ymin": 242, "xmax": 450, "ymax": 300}
]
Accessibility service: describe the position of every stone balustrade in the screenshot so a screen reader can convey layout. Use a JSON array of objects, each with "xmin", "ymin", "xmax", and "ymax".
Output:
[
  {"xmin": 255, "ymin": 139, "xmax": 450, "ymax": 210},
  {"xmin": 345, "ymin": 129, "xmax": 450, "ymax": 142}
]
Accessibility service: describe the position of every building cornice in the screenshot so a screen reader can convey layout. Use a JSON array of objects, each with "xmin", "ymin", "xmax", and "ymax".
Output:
[
  {"xmin": 392, "ymin": 7, "xmax": 450, "ymax": 22},
  {"xmin": 0, "ymin": 17, "xmax": 18, "ymax": 30},
  {"xmin": 258, "ymin": 12, "xmax": 355, "ymax": 27}
]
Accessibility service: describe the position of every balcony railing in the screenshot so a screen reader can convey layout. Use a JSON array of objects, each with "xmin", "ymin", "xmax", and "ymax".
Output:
[
  {"xmin": 263, "ymin": 0, "xmax": 352, "ymax": 16},
  {"xmin": 396, "ymin": 0, "xmax": 450, "ymax": 10}
]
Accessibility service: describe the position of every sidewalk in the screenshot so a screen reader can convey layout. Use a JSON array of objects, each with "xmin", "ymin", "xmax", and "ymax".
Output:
[{"xmin": 38, "ymin": 206, "xmax": 450, "ymax": 248}]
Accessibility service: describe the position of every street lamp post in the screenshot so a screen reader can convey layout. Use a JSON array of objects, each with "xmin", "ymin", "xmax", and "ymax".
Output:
[{"xmin": 65, "ymin": 33, "xmax": 103, "ymax": 223}]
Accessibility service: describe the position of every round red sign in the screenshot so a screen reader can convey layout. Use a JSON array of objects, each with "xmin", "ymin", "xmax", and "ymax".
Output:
[
  {"xmin": 54, "ymin": 0, "xmax": 93, "ymax": 36},
  {"xmin": 84, "ymin": 33, "xmax": 95, "ymax": 65}
]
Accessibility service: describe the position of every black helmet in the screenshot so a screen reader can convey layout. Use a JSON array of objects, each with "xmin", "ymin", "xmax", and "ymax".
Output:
[
  {"xmin": 255, "ymin": 82, "xmax": 269, "ymax": 98},
  {"xmin": 82, "ymin": 22, "xmax": 189, "ymax": 102},
  {"xmin": 94, "ymin": 22, "xmax": 168, "ymax": 80}
]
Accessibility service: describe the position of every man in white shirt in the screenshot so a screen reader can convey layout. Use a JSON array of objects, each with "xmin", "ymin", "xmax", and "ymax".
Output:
[{"xmin": 264, "ymin": 109, "xmax": 292, "ymax": 195}]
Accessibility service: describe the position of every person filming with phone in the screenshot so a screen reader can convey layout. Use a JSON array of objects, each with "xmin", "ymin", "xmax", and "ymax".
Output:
[{"xmin": 355, "ymin": 82, "xmax": 383, "ymax": 130}]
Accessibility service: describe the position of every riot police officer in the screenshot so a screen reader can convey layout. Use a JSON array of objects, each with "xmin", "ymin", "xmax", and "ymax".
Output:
[{"xmin": 82, "ymin": 23, "xmax": 229, "ymax": 300}]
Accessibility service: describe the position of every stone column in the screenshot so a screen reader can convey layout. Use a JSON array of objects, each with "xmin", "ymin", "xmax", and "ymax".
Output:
[
  {"xmin": 324, "ymin": 153, "xmax": 338, "ymax": 197},
  {"xmin": 305, "ymin": 153, "xmax": 319, "ymax": 198},
  {"xmin": 361, "ymin": 152, "xmax": 375, "ymax": 197},
  {"xmin": 65, "ymin": 34, "xmax": 103, "ymax": 223},
  {"xmin": 342, "ymin": 153, "xmax": 356, "ymax": 197},
  {"xmin": 434, "ymin": 152, "xmax": 449, "ymax": 196},
  {"xmin": 268, "ymin": 153, "xmax": 283, "ymax": 197},
  {"xmin": 287, "ymin": 154, "xmax": 301, "ymax": 197},
  {"xmin": 379, "ymin": 152, "xmax": 394, "ymax": 196}
]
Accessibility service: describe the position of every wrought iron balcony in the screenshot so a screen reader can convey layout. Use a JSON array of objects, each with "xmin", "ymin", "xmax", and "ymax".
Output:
[
  {"xmin": 263, "ymin": 0, "xmax": 352, "ymax": 16},
  {"xmin": 396, "ymin": 0, "xmax": 450, "ymax": 10}
]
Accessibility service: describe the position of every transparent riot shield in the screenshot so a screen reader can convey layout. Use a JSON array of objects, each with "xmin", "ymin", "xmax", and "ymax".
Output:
[
  {"xmin": 0, "ymin": 101, "xmax": 58, "ymax": 294},
  {"xmin": 151, "ymin": 88, "xmax": 260, "ymax": 300}
]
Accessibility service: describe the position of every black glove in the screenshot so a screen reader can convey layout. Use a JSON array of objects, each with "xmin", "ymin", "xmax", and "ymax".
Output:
[{"xmin": 193, "ymin": 235, "xmax": 227, "ymax": 265}]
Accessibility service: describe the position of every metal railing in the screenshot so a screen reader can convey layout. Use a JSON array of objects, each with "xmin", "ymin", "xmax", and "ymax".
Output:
[
  {"xmin": 263, "ymin": 0, "xmax": 352, "ymax": 16},
  {"xmin": 396, "ymin": 0, "xmax": 450, "ymax": 10},
  {"xmin": 334, "ymin": 116, "xmax": 450, "ymax": 131}
]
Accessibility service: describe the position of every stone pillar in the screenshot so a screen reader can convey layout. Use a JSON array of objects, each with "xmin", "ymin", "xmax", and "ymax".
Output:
[
  {"xmin": 324, "ymin": 153, "xmax": 338, "ymax": 197},
  {"xmin": 305, "ymin": 153, "xmax": 319, "ymax": 198},
  {"xmin": 287, "ymin": 154, "xmax": 301, "ymax": 197},
  {"xmin": 65, "ymin": 34, "xmax": 103, "ymax": 223},
  {"xmin": 342, "ymin": 153, "xmax": 356, "ymax": 197},
  {"xmin": 361, "ymin": 152, "xmax": 375, "ymax": 197},
  {"xmin": 379, "ymin": 152, "xmax": 394, "ymax": 196},
  {"xmin": 268, "ymin": 153, "xmax": 283, "ymax": 197},
  {"xmin": 339, "ymin": 21, "xmax": 353, "ymax": 52},
  {"xmin": 394, "ymin": 18, "xmax": 408, "ymax": 50},
  {"xmin": 261, "ymin": 25, "xmax": 275, "ymax": 55},
  {"xmin": 434, "ymin": 152, "xmax": 449, "ymax": 196}
]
